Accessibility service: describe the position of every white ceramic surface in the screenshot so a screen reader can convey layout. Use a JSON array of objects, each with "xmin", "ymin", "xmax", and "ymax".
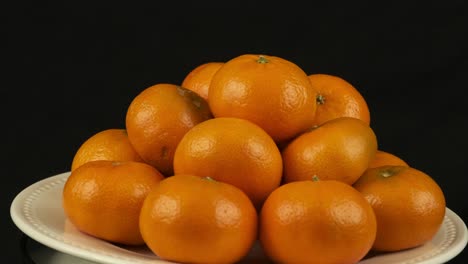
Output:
[{"xmin": 11, "ymin": 172, "xmax": 468, "ymax": 264}]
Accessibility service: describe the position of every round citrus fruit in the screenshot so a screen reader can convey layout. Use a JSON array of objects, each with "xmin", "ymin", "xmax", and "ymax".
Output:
[
  {"xmin": 208, "ymin": 54, "xmax": 317, "ymax": 142},
  {"xmin": 353, "ymin": 166, "xmax": 446, "ymax": 251},
  {"xmin": 139, "ymin": 174, "xmax": 257, "ymax": 264},
  {"xmin": 125, "ymin": 83, "xmax": 212, "ymax": 176},
  {"xmin": 71, "ymin": 129, "xmax": 143, "ymax": 171},
  {"xmin": 368, "ymin": 150, "xmax": 409, "ymax": 168},
  {"xmin": 173, "ymin": 117, "xmax": 283, "ymax": 208},
  {"xmin": 308, "ymin": 73, "xmax": 370, "ymax": 126},
  {"xmin": 63, "ymin": 160, "xmax": 164, "ymax": 245},
  {"xmin": 282, "ymin": 117, "xmax": 377, "ymax": 185},
  {"xmin": 181, "ymin": 62, "xmax": 224, "ymax": 100},
  {"xmin": 260, "ymin": 178, "xmax": 377, "ymax": 264}
]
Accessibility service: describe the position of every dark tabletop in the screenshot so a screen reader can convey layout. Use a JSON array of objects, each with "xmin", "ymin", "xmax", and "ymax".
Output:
[{"xmin": 4, "ymin": 1, "xmax": 467, "ymax": 263}]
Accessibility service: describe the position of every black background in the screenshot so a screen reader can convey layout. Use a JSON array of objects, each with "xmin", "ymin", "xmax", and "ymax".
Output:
[{"xmin": 4, "ymin": 1, "xmax": 468, "ymax": 263}]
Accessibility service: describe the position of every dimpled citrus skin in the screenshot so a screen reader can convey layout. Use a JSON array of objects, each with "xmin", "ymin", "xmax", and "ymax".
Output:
[
  {"xmin": 139, "ymin": 174, "xmax": 258, "ymax": 264},
  {"xmin": 63, "ymin": 160, "xmax": 164, "ymax": 245},
  {"xmin": 173, "ymin": 117, "xmax": 283, "ymax": 208},
  {"xmin": 125, "ymin": 83, "xmax": 212, "ymax": 176},
  {"xmin": 308, "ymin": 73, "xmax": 370, "ymax": 126},
  {"xmin": 181, "ymin": 62, "xmax": 224, "ymax": 100},
  {"xmin": 368, "ymin": 150, "xmax": 409, "ymax": 169},
  {"xmin": 353, "ymin": 166, "xmax": 446, "ymax": 251},
  {"xmin": 71, "ymin": 129, "xmax": 143, "ymax": 171},
  {"xmin": 260, "ymin": 180, "xmax": 377, "ymax": 264},
  {"xmin": 282, "ymin": 117, "xmax": 378, "ymax": 185},
  {"xmin": 208, "ymin": 54, "xmax": 317, "ymax": 143}
]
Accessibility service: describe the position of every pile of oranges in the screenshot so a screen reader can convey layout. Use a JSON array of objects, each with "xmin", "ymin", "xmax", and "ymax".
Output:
[{"xmin": 62, "ymin": 54, "xmax": 446, "ymax": 264}]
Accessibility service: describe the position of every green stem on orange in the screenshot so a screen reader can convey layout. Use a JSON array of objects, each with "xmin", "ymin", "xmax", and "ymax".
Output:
[
  {"xmin": 204, "ymin": 176, "xmax": 216, "ymax": 182},
  {"xmin": 312, "ymin": 175, "xmax": 320, "ymax": 182},
  {"xmin": 381, "ymin": 170, "xmax": 393, "ymax": 178},
  {"xmin": 307, "ymin": 125, "xmax": 319, "ymax": 132},
  {"xmin": 378, "ymin": 166, "xmax": 406, "ymax": 178},
  {"xmin": 316, "ymin": 94, "xmax": 326, "ymax": 105},
  {"xmin": 257, "ymin": 55, "xmax": 269, "ymax": 64}
]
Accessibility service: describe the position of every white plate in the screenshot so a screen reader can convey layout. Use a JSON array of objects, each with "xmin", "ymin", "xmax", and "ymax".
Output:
[{"xmin": 10, "ymin": 172, "xmax": 468, "ymax": 264}]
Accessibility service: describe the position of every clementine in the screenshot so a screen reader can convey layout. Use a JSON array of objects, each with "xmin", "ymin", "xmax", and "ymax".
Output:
[
  {"xmin": 368, "ymin": 150, "xmax": 409, "ymax": 168},
  {"xmin": 308, "ymin": 73, "xmax": 370, "ymax": 126},
  {"xmin": 125, "ymin": 83, "xmax": 212, "ymax": 176},
  {"xmin": 62, "ymin": 160, "xmax": 164, "ymax": 245},
  {"xmin": 208, "ymin": 54, "xmax": 317, "ymax": 142},
  {"xmin": 260, "ymin": 179, "xmax": 377, "ymax": 264},
  {"xmin": 173, "ymin": 117, "xmax": 283, "ymax": 208},
  {"xmin": 282, "ymin": 117, "xmax": 377, "ymax": 185},
  {"xmin": 181, "ymin": 62, "xmax": 224, "ymax": 100},
  {"xmin": 139, "ymin": 174, "xmax": 257, "ymax": 264},
  {"xmin": 353, "ymin": 166, "xmax": 446, "ymax": 251},
  {"xmin": 71, "ymin": 129, "xmax": 143, "ymax": 171}
]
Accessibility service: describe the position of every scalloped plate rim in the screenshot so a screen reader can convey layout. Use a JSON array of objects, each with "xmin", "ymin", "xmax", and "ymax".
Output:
[{"xmin": 10, "ymin": 172, "xmax": 468, "ymax": 264}]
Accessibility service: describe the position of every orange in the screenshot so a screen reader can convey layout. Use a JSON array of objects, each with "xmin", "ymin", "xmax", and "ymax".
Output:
[
  {"xmin": 173, "ymin": 117, "xmax": 283, "ymax": 208},
  {"xmin": 353, "ymin": 166, "xmax": 446, "ymax": 251},
  {"xmin": 71, "ymin": 129, "xmax": 143, "ymax": 171},
  {"xmin": 368, "ymin": 150, "xmax": 409, "ymax": 168},
  {"xmin": 208, "ymin": 54, "xmax": 317, "ymax": 142},
  {"xmin": 125, "ymin": 83, "xmax": 212, "ymax": 176},
  {"xmin": 260, "ymin": 179, "xmax": 377, "ymax": 264},
  {"xmin": 62, "ymin": 160, "xmax": 164, "ymax": 245},
  {"xmin": 181, "ymin": 62, "xmax": 224, "ymax": 100},
  {"xmin": 308, "ymin": 73, "xmax": 370, "ymax": 126},
  {"xmin": 282, "ymin": 117, "xmax": 377, "ymax": 185},
  {"xmin": 139, "ymin": 174, "xmax": 257, "ymax": 264}
]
